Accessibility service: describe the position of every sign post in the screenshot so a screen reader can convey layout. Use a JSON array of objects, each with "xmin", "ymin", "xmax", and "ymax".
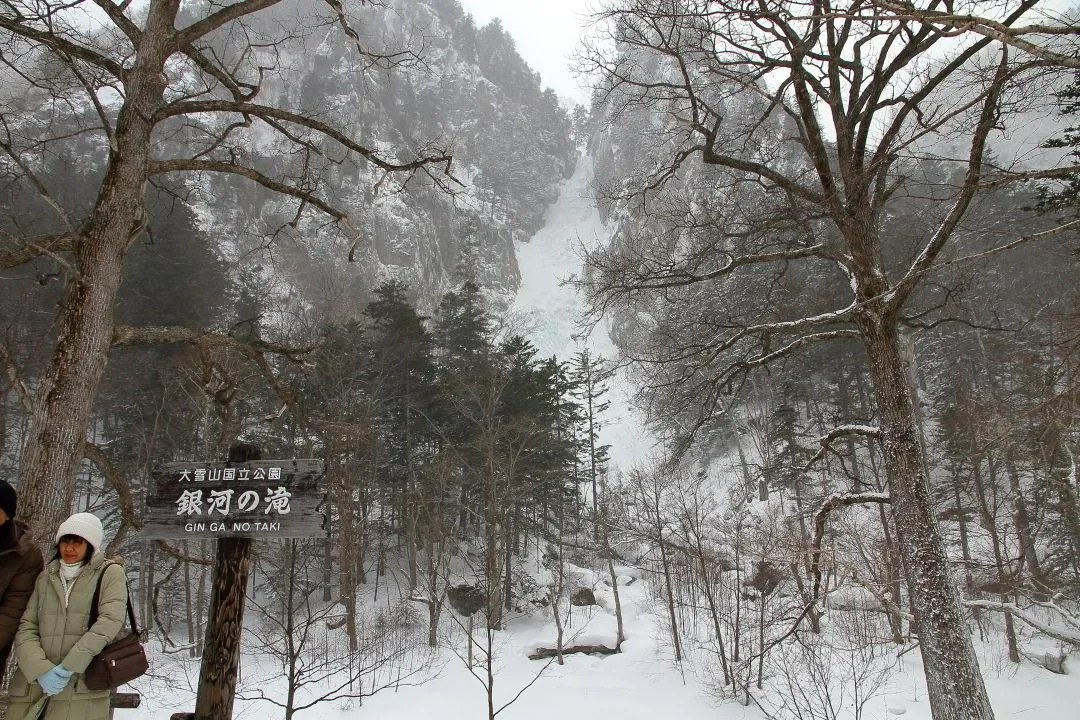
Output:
[{"xmin": 147, "ymin": 443, "xmax": 326, "ymax": 720}]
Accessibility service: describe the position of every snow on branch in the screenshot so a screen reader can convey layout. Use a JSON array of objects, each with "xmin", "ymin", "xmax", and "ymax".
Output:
[
  {"xmin": 810, "ymin": 492, "xmax": 891, "ymax": 599},
  {"xmin": 869, "ymin": 1, "xmax": 1080, "ymax": 69},
  {"xmin": 625, "ymin": 244, "xmax": 831, "ymax": 290},
  {"xmin": 801, "ymin": 424, "xmax": 883, "ymax": 474},
  {"xmin": 965, "ymin": 599, "xmax": 1080, "ymax": 646},
  {"xmin": 740, "ymin": 330, "xmax": 862, "ymax": 372}
]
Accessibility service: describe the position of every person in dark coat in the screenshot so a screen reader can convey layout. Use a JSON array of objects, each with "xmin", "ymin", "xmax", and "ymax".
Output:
[{"xmin": 0, "ymin": 480, "xmax": 45, "ymax": 683}]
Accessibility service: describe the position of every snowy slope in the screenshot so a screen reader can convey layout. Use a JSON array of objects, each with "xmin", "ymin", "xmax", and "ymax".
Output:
[{"xmin": 509, "ymin": 152, "xmax": 654, "ymax": 472}]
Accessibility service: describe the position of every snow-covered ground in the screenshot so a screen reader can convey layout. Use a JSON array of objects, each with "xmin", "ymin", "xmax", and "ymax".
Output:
[
  {"xmin": 131, "ymin": 554, "xmax": 1080, "ymax": 720},
  {"xmin": 128, "ymin": 153, "xmax": 1080, "ymax": 720}
]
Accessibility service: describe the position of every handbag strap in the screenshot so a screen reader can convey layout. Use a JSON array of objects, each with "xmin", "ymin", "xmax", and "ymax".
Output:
[{"xmin": 88, "ymin": 561, "xmax": 140, "ymax": 635}]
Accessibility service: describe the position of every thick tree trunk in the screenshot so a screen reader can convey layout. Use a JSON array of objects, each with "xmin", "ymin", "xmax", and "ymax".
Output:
[
  {"xmin": 862, "ymin": 320, "xmax": 995, "ymax": 720},
  {"xmin": 17, "ymin": 0, "xmax": 178, "ymax": 542}
]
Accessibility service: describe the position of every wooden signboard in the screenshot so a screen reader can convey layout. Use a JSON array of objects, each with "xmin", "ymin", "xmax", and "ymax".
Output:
[{"xmin": 144, "ymin": 459, "xmax": 325, "ymax": 539}]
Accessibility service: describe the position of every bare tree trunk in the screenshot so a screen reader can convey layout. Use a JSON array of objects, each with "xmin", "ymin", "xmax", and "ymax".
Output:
[
  {"xmin": 503, "ymin": 512, "xmax": 514, "ymax": 613},
  {"xmin": 756, "ymin": 592, "xmax": 766, "ymax": 690},
  {"xmin": 424, "ymin": 536, "xmax": 444, "ymax": 649},
  {"xmin": 949, "ymin": 461, "xmax": 981, "ymax": 634},
  {"xmin": 658, "ymin": 540, "xmax": 682, "ymax": 662},
  {"xmin": 698, "ymin": 548, "xmax": 730, "ymax": 684},
  {"xmin": 183, "ymin": 541, "xmax": 197, "ymax": 658},
  {"xmin": 195, "ymin": 541, "xmax": 208, "ymax": 657},
  {"xmin": 732, "ymin": 530, "xmax": 742, "ymax": 664},
  {"xmin": 607, "ymin": 556, "xmax": 625, "ymax": 649},
  {"xmin": 485, "ymin": 520, "xmax": 503, "ymax": 630},
  {"xmin": 141, "ymin": 540, "xmax": 155, "ymax": 651},
  {"xmin": 467, "ymin": 614, "xmax": 474, "ymax": 667},
  {"xmin": 334, "ymin": 461, "xmax": 358, "ymax": 652},
  {"xmin": 863, "ymin": 322, "xmax": 995, "ymax": 720},
  {"xmin": 323, "ymin": 509, "xmax": 334, "ymax": 603},
  {"xmin": 1046, "ymin": 441, "xmax": 1080, "ymax": 566},
  {"xmin": 551, "ymin": 546, "xmax": 566, "ymax": 665},
  {"xmin": 1003, "ymin": 451, "xmax": 1048, "ymax": 596},
  {"xmin": 975, "ymin": 456, "xmax": 1019, "ymax": 663},
  {"xmin": 17, "ymin": 0, "xmax": 179, "ymax": 542},
  {"xmin": 788, "ymin": 480, "xmax": 821, "ymax": 633}
]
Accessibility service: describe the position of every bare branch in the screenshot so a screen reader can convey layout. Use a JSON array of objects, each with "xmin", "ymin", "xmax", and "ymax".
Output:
[
  {"xmin": 0, "ymin": 235, "xmax": 80, "ymax": 271},
  {"xmin": 111, "ymin": 324, "xmax": 314, "ymax": 360},
  {"xmin": 0, "ymin": 15, "xmax": 126, "ymax": 77},
  {"xmin": 981, "ymin": 164, "xmax": 1080, "ymax": 189},
  {"xmin": 83, "ymin": 440, "xmax": 140, "ymax": 553},
  {"xmin": 801, "ymin": 424, "xmax": 883, "ymax": 475},
  {"xmin": 148, "ymin": 158, "xmax": 348, "ymax": 222},
  {"xmin": 154, "ymin": 100, "xmax": 453, "ymax": 174},
  {"xmin": 965, "ymin": 599, "xmax": 1080, "ymax": 644},
  {"xmin": 870, "ymin": 1, "xmax": 1080, "ymax": 68},
  {"xmin": 938, "ymin": 219, "xmax": 1080, "ymax": 268},
  {"xmin": 890, "ymin": 49, "xmax": 1015, "ymax": 308},
  {"xmin": 90, "ymin": 0, "xmax": 141, "ymax": 43},
  {"xmin": 810, "ymin": 492, "xmax": 891, "ymax": 599},
  {"xmin": 173, "ymin": 0, "xmax": 282, "ymax": 48},
  {"xmin": 0, "ymin": 124, "xmax": 76, "ymax": 232},
  {"xmin": 153, "ymin": 540, "xmax": 214, "ymax": 566}
]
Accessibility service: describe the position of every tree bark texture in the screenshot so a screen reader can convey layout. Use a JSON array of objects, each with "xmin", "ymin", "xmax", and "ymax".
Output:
[
  {"xmin": 195, "ymin": 537, "xmax": 252, "ymax": 720},
  {"xmin": 17, "ymin": 0, "xmax": 180, "ymax": 542},
  {"xmin": 863, "ymin": 321, "xmax": 995, "ymax": 720}
]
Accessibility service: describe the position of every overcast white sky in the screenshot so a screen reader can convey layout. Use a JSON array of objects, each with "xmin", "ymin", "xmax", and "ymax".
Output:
[{"xmin": 455, "ymin": 0, "xmax": 596, "ymax": 105}]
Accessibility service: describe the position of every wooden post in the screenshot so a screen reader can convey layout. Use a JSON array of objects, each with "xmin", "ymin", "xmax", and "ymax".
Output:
[
  {"xmin": 194, "ymin": 536, "xmax": 252, "ymax": 719},
  {"xmin": 193, "ymin": 442, "xmax": 259, "ymax": 720}
]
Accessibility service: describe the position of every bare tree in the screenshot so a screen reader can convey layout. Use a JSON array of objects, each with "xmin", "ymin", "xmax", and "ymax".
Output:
[
  {"xmin": 0, "ymin": 0, "xmax": 452, "ymax": 541},
  {"xmin": 242, "ymin": 540, "xmax": 433, "ymax": 720},
  {"xmin": 579, "ymin": 2, "xmax": 1074, "ymax": 718}
]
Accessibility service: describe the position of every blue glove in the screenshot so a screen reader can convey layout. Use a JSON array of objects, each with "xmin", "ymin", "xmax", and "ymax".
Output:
[{"xmin": 37, "ymin": 665, "xmax": 73, "ymax": 696}]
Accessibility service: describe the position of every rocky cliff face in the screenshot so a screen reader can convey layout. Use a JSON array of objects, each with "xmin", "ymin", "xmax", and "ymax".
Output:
[
  {"xmin": 183, "ymin": 0, "xmax": 578, "ymax": 322},
  {"xmin": 0, "ymin": 0, "xmax": 576, "ymax": 334}
]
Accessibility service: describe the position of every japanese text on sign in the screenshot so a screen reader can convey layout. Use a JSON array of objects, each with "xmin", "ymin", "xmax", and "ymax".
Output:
[
  {"xmin": 175, "ymin": 486, "xmax": 292, "ymax": 516},
  {"xmin": 178, "ymin": 466, "xmax": 283, "ymax": 482}
]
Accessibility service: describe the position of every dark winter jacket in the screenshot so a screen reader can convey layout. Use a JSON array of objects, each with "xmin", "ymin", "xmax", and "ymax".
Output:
[
  {"xmin": 7, "ymin": 553, "xmax": 127, "ymax": 720},
  {"xmin": 0, "ymin": 520, "xmax": 45, "ymax": 679}
]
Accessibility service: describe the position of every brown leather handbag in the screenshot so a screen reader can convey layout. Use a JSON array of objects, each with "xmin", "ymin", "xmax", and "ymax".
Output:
[{"xmin": 83, "ymin": 563, "xmax": 149, "ymax": 691}]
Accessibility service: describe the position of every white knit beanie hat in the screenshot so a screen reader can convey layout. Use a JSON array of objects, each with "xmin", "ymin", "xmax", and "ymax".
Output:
[{"xmin": 55, "ymin": 512, "xmax": 104, "ymax": 553}]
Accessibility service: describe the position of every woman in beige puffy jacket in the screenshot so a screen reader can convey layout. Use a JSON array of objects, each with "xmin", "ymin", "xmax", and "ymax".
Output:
[{"xmin": 7, "ymin": 512, "xmax": 127, "ymax": 720}]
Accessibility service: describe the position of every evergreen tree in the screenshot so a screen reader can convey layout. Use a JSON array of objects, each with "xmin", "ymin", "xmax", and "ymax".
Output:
[
  {"xmin": 569, "ymin": 348, "xmax": 613, "ymax": 542},
  {"xmin": 1035, "ymin": 73, "xmax": 1080, "ymax": 215},
  {"xmin": 361, "ymin": 280, "xmax": 441, "ymax": 586}
]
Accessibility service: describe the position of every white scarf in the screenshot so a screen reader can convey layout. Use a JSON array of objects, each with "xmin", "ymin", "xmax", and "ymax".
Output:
[{"xmin": 59, "ymin": 560, "xmax": 85, "ymax": 607}]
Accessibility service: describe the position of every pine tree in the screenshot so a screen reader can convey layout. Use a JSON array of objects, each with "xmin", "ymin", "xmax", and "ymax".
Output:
[
  {"xmin": 569, "ymin": 348, "xmax": 613, "ymax": 542},
  {"xmin": 1035, "ymin": 73, "xmax": 1080, "ymax": 215},
  {"xmin": 362, "ymin": 280, "xmax": 440, "ymax": 587}
]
